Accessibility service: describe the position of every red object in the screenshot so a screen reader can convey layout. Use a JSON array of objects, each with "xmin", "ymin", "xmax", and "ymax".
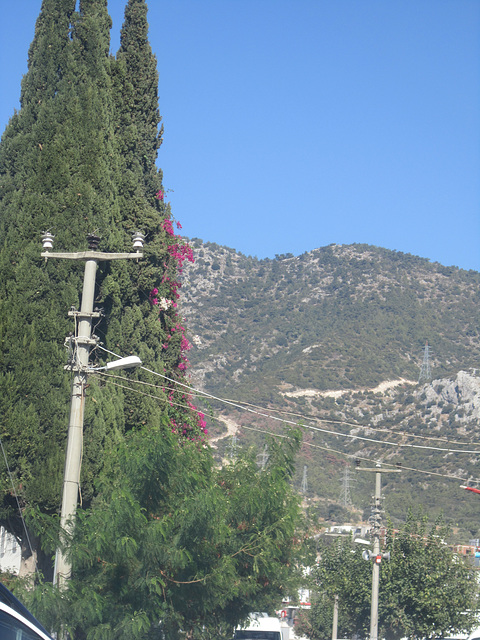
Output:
[
  {"xmin": 375, "ymin": 555, "xmax": 382, "ymax": 564},
  {"xmin": 460, "ymin": 485, "xmax": 480, "ymax": 494}
]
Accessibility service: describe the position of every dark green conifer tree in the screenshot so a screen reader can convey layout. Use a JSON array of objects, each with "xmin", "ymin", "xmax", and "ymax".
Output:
[
  {"xmin": 0, "ymin": 0, "xmax": 204, "ymax": 576},
  {"xmin": 0, "ymin": 0, "xmax": 86, "ymax": 552},
  {"xmin": 2, "ymin": 3, "xmax": 305, "ymax": 635},
  {"xmin": 103, "ymin": 0, "xmax": 200, "ymax": 434}
]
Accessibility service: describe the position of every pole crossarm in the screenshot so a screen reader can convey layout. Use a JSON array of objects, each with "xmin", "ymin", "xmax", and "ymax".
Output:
[{"xmin": 41, "ymin": 251, "xmax": 143, "ymax": 261}]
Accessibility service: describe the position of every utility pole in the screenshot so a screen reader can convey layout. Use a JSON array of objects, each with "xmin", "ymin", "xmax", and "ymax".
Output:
[
  {"xmin": 41, "ymin": 231, "xmax": 144, "ymax": 588},
  {"xmin": 357, "ymin": 464, "xmax": 400, "ymax": 640},
  {"xmin": 331, "ymin": 594, "xmax": 339, "ymax": 640}
]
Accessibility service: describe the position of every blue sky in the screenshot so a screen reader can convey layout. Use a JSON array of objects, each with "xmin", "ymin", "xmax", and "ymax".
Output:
[{"xmin": 1, "ymin": 1, "xmax": 479, "ymax": 271}]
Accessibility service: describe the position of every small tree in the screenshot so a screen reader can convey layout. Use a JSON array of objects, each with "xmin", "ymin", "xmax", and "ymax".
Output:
[
  {"xmin": 298, "ymin": 510, "xmax": 479, "ymax": 640},
  {"xmin": 22, "ymin": 430, "xmax": 306, "ymax": 639},
  {"xmin": 381, "ymin": 513, "xmax": 479, "ymax": 640}
]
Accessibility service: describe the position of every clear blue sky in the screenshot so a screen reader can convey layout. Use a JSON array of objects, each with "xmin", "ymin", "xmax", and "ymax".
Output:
[{"xmin": 1, "ymin": 1, "xmax": 479, "ymax": 271}]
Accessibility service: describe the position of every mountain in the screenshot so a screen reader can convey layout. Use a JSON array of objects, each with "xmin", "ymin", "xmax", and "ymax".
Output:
[{"xmin": 179, "ymin": 240, "xmax": 480, "ymax": 541}]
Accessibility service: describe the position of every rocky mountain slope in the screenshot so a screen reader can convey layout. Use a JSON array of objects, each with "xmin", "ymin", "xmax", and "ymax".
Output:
[{"xmin": 179, "ymin": 240, "xmax": 480, "ymax": 540}]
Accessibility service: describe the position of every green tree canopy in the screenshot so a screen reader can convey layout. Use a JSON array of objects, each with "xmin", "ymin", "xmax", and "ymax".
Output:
[
  {"xmin": 1, "ymin": 3, "xmax": 307, "ymax": 637},
  {"xmin": 23, "ymin": 429, "xmax": 305, "ymax": 639},
  {"xmin": 0, "ymin": 0, "xmax": 199, "ymax": 571},
  {"xmin": 298, "ymin": 511, "xmax": 478, "ymax": 640}
]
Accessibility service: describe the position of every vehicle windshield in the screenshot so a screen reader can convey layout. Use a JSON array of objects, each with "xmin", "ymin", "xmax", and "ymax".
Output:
[{"xmin": 0, "ymin": 608, "xmax": 48, "ymax": 639}]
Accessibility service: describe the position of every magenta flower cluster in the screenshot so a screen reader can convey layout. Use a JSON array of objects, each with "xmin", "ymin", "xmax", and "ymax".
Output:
[
  {"xmin": 164, "ymin": 388, "xmax": 208, "ymax": 442},
  {"xmin": 148, "ymin": 211, "xmax": 206, "ymax": 443},
  {"xmin": 167, "ymin": 243, "xmax": 194, "ymax": 271}
]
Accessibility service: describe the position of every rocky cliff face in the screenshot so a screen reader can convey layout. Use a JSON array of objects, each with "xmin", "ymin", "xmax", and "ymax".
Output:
[{"xmin": 424, "ymin": 371, "xmax": 480, "ymax": 423}]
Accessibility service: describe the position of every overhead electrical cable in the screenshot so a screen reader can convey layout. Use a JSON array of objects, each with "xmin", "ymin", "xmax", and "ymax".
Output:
[
  {"xmin": 92, "ymin": 371, "xmax": 480, "ymax": 485},
  {"xmin": 241, "ymin": 425, "xmax": 479, "ymax": 484},
  {"xmin": 96, "ymin": 351, "xmax": 480, "ymax": 446},
  {"xmin": 94, "ymin": 346, "xmax": 480, "ymax": 456}
]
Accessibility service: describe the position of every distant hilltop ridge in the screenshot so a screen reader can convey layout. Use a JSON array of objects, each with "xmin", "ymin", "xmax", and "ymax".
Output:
[
  {"xmin": 179, "ymin": 239, "xmax": 480, "ymax": 539},
  {"xmin": 180, "ymin": 239, "xmax": 480, "ymax": 395}
]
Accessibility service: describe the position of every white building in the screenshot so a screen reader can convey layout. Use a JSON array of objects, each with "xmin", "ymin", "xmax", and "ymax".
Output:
[{"xmin": 0, "ymin": 526, "xmax": 21, "ymax": 574}]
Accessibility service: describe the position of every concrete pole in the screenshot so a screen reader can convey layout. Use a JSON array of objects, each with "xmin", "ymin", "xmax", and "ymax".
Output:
[
  {"xmin": 331, "ymin": 594, "xmax": 339, "ymax": 640},
  {"xmin": 369, "ymin": 470, "xmax": 382, "ymax": 640},
  {"xmin": 54, "ymin": 258, "xmax": 97, "ymax": 588},
  {"xmin": 41, "ymin": 232, "xmax": 144, "ymax": 590}
]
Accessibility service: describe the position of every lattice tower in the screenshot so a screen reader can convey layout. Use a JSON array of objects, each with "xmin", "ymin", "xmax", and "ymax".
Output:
[
  {"xmin": 418, "ymin": 341, "xmax": 432, "ymax": 383},
  {"xmin": 339, "ymin": 465, "xmax": 354, "ymax": 508},
  {"xmin": 301, "ymin": 465, "xmax": 308, "ymax": 494}
]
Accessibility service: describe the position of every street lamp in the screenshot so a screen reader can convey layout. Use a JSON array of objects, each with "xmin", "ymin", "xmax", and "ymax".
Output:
[{"xmin": 90, "ymin": 355, "xmax": 142, "ymax": 372}]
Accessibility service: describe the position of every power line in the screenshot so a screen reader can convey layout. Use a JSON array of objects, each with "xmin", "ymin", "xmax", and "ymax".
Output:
[
  {"xmin": 104, "ymin": 370, "xmax": 480, "ymax": 447},
  {"xmin": 241, "ymin": 425, "xmax": 479, "ymax": 484},
  {"xmin": 94, "ymin": 347, "xmax": 480, "ymax": 456},
  {"xmin": 93, "ymin": 370, "xmax": 480, "ymax": 485}
]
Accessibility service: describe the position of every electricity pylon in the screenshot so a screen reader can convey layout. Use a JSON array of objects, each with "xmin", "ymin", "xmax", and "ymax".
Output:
[
  {"xmin": 339, "ymin": 465, "xmax": 353, "ymax": 508},
  {"xmin": 228, "ymin": 434, "xmax": 237, "ymax": 459},
  {"xmin": 418, "ymin": 341, "xmax": 432, "ymax": 383},
  {"xmin": 301, "ymin": 465, "xmax": 308, "ymax": 494}
]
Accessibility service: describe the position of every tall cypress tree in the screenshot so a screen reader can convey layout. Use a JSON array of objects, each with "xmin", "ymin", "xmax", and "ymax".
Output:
[
  {"xmin": 0, "ymin": 0, "xmax": 121, "ymax": 570},
  {"xmin": 0, "ymin": 0, "xmax": 203, "ymax": 575},
  {"xmin": 1, "ymin": 5, "xmax": 304, "ymax": 635},
  {"xmin": 0, "ymin": 0, "xmax": 84, "ymax": 557},
  {"xmin": 103, "ymin": 0, "xmax": 199, "ymax": 436}
]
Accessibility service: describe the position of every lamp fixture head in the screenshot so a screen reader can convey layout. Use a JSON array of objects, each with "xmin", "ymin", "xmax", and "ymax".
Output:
[{"xmin": 105, "ymin": 355, "xmax": 142, "ymax": 371}]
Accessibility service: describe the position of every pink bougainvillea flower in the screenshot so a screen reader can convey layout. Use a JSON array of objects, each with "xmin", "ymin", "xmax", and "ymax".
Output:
[
  {"xmin": 162, "ymin": 219, "xmax": 174, "ymax": 236},
  {"xmin": 156, "ymin": 189, "xmax": 164, "ymax": 200},
  {"xmin": 176, "ymin": 221, "xmax": 182, "ymax": 229}
]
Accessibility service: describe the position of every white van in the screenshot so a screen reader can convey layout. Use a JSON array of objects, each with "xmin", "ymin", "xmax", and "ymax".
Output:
[
  {"xmin": 234, "ymin": 615, "xmax": 282, "ymax": 640},
  {"xmin": 467, "ymin": 627, "xmax": 480, "ymax": 640}
]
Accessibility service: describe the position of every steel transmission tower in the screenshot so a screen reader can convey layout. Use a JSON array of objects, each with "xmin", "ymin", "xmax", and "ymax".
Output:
[
  {"xmin": 301, "ymin": 465, "xmax": 308, "ymax": 494},
  {"xmin": 339, "ymin": 465, "xmax": 353, "ymax": 507},
  {"xmin": 257, "ymin": 444, "xmax": 269, "ymax": 470},
  {"xmin": 418, "ymin": 341, "xmax": 432, "ymax": 383},
  {"xmin": 228, "ymin": 434, "xmax": 237, "ymax": 460}
]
